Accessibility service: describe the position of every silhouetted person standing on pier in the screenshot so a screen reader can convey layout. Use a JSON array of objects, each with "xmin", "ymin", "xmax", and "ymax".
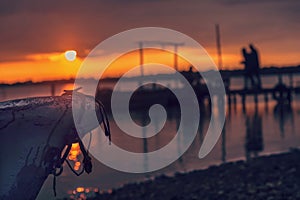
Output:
[
  {"xmin": 241, "ymin": 48, "xmax": 253, "ymax": 89},
  {"xmin": 241, "ymin": 44, "xmax": 262, "ymax": 89},
  {"xmin": 249, "ymin": 44, "xmax": 261, "ymax": 88}
]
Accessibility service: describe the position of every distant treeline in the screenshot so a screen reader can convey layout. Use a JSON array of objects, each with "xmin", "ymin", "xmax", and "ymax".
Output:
[
  {"xmin": 221, "ymin": 65, "xmax": 300, "ymax": 77},
  {"xmin": 0, "ymin": 78, "xmax": 75, "ymax": 87},
  {"xmin": 1, "ymin": 65, "xmax": 299, "ymax": 87}
]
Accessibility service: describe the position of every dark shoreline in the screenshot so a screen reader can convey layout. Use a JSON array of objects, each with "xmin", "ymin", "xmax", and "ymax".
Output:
[{"xmin": 88, "ymin": 150, "xmax": 300, "ymax": 200}]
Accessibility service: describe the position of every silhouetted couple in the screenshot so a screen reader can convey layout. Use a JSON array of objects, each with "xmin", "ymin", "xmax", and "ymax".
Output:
[{"xmin": 241, "ymin": 44, "xmax": 261, "ymax": 89}]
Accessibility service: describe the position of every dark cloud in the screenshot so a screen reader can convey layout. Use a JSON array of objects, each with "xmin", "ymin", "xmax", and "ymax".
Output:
[{"xmin": 0, "ymin": 0, "xmax": 299, "ymax": 63}]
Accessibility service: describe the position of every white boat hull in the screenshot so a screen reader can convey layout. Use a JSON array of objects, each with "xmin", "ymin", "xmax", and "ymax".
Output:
[{"xmin": 0, "ymin": 92, "xmax": 105, "ymax": 199}]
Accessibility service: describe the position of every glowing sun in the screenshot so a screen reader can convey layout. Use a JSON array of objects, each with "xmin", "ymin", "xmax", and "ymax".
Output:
[{"xmin": 65, "ymin": 50, "xmax": 77, "ymax": 61}]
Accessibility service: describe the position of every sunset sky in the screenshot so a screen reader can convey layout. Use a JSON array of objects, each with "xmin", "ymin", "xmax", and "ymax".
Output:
[{"xmin": 0, "ymin": 0, "xmax": 299, "ymax": 83}]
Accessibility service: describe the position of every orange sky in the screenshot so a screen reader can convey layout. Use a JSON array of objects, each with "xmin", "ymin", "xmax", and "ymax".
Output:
[
  {"xmin": 0, "ymin": 46, "xmax": 299, "ymax": 84},
  {"xmin": 0, "ymin": 47, "xmax": 239, "ymax": 83}
]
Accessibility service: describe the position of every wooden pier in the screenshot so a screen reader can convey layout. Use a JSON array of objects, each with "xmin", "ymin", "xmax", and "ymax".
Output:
[{"xmin": 223, "ymin": 66, "xmax": 300, "ymax": 108}]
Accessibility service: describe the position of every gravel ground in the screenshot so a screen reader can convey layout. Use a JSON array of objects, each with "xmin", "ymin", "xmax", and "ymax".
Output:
[{"xmin": 89, "ymin": 150, "xmax": 300, "ymax": 200}]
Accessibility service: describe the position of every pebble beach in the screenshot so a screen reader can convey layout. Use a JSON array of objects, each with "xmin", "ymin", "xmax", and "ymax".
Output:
[{"xmin": 89, "ymin": 150, "xmax": 300, "ymax": 200}]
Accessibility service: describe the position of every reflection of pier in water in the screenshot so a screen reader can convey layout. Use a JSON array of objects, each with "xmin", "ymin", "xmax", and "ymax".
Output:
[{"xmin": 114, "ymin": 65, "xmax": 300, "ymax": 167}]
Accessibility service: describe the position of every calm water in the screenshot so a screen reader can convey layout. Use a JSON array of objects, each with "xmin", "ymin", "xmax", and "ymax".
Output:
[{"xmin": 1, "ymin": 77, "xmax": 300, "ymax": 199}]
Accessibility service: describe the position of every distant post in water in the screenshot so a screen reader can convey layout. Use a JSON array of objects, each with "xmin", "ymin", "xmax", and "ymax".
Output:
[
  {"xmin": 51, "ymin": 83, "xmax": 55, "ymax": 96},
  {"xmin": 139, "ymin": 42, "xmax": 144, "ymax": 88},
  {"xmin": 215, "ymin": 24, "xmax": 223, "ymax": 70}
]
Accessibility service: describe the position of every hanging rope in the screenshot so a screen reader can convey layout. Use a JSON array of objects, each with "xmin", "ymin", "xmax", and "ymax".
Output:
[
  {"xmin": 52, "ymin": 131, "xmax": 93, "ymax": 195},
  {"xmin": 95, "ymin": 99, "xmax": 111, "ymax": 143}
]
